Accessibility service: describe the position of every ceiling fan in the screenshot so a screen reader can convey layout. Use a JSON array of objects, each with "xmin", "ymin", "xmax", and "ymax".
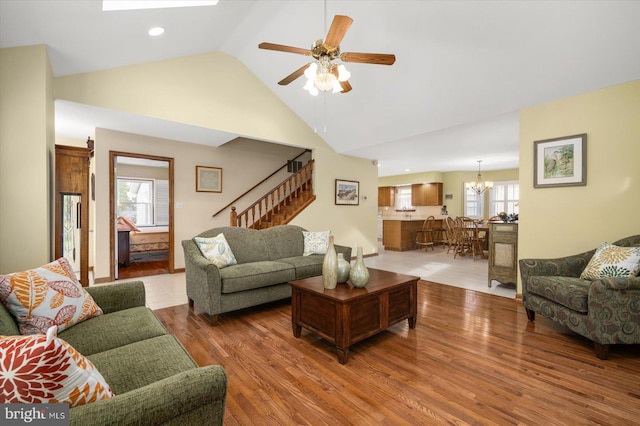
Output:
[{"xmin": 259, "ymin": 15, "xmax": 396, "ymax": 95}]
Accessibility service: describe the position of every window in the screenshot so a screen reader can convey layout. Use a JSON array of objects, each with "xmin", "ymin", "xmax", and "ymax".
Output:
[
  {"xmin": 463, "ymin": 188, "xmax": 484, "ymax": 219},
  {"xmin": 118, "ymin": 178, "xmax": 153, "ymax": 226},
  {"xmin": 490, "ymin": 181, "xmax": 519, "ymax": 216},
  {"xmin": 394, "ymin": 186, "xmax": 413, "ymax": 210}
]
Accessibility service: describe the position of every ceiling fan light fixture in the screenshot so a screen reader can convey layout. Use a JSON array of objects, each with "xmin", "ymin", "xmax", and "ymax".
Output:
[
  {"xmin": 337, "ymin": 64, "xmax": 351, "ymax": 82},
  {"xmin": 315, "ymin": 71, "xmax": 337, "ymax": 91},
  {"xmin": 332, "ymin": 80, "xmax": 343, "ymax": 93},
  {"xmin": 304, "ymin": 62, "xmax": 318, "ymax": 79}
]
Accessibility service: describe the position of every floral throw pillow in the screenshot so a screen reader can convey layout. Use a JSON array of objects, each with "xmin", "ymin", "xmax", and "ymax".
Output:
[
  {"xmin": 0, "ymin": 326, "xmax": 114, "ymax": 407},
  {"xmin": 302, "ymin": 231, "xmax": 330, "ymax": 256},
  {"xmin": 0, "ymin": 258, "xmax": 103, "ymax": 335},
  {"xmin": 580, "ymin": 243, "xmax": 640, "ymax": 280},
  {"xmin": 194, "ymin": 233, "xmax": 238, "ymax": 268}
]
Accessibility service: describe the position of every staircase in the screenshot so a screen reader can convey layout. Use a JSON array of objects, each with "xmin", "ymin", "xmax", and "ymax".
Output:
[{"xmin": 231, "ymin": 159, "xmax": 315, "ymax": 229}]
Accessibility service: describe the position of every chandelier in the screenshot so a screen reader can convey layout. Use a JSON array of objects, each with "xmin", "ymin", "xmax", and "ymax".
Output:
[
  {"xmin": 465, "ymin": 160, "xmax": 493, "ymax": 195},
  {"xmin": 303, "ymin": 56, "xmax": 351, "ymax": 96}
]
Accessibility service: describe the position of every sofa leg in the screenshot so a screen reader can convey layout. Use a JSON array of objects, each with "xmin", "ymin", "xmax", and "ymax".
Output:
[
  {"xmin": 204, "ymin": 313, "xmax": 219, "ymax": 326},
  {"xmin": 525, "ymin": 308, "xmax": 535, "ymax": 321},
  {"xmin": 593, "ymin": 342, "xmax": 610, "ymax": 360},
  {"xmin": 188, "ymin": 298, "xmax": 194, "ymax": 309}
]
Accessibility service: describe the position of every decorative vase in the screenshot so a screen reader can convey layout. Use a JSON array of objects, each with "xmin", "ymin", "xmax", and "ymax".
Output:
[
  {"xmin": 322, "ymin": 235, "xmax": 338, "ymax": 289},
  {"xmin": 349, "ymin": 245, "xmax": 369, "ymax": 288},
  {"xmin": 337, "ymin": 253, "xmax": 351, "ymax": 284}
]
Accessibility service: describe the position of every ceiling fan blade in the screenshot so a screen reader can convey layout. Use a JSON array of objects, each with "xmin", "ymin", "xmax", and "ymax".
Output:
[
  {"xmin": 259, "ymin": 42, "xmax": 310, "ymax": 56},
  {"xmin": 341, "ymin": 52, "xmax": 396, "ymax": 65},
  {"xmin": 324, "ymin": 15, "xmax": 353, "ymax": 50},
  {"xmin": 340, "ymin": 80, "xmax": 352, "ymax": 93},
  {"xmin": 278, "ymin": 63, "xmax": 312, "ymax": 85}
]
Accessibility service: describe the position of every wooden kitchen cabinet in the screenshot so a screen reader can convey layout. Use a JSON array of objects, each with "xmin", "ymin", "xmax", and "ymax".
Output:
[
  {"xmin": 411, "ymin": 183, "xmax": 443, "ymax": 206},
  {"xmin": 378, "ymin": 186, "xmax": 395, "ymax": 207}
]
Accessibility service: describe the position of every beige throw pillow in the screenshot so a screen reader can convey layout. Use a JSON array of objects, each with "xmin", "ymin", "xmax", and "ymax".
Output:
[
  {"xmin": 194, "ymin": 233, "xmax": 238, "ymax": 268},
  {"xmin": 302, "ymin": 231, "xmax": 330, "ymax": 256},
  {"xmin": 580, "ymin": 243, "xmax": 640, "ymax": 280}
]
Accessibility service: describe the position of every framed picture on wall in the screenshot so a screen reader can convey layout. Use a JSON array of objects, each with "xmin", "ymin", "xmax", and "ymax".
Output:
[
  {"xmin": 533, "ymin": 134, "xmax": 587, "ymax": 188},
  {"xmin": 335, "ymin": 179, "xmax": 359, "ymax": 205},
  {"xmin": 196, "ymin": 166, "xmax": 222, "ymax": 193}
]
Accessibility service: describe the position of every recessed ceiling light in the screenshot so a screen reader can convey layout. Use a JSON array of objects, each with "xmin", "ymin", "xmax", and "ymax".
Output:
[
  {"xmin": 148, "ymin": 27, "xmax": 165, "ymax": 36},
  {"xmin": 405, "ymin": 169, "xmax": 411, "ymax": 172},
  {"xmin": 103, "ymin": 1, "xmax": 218, "ymax": 11}
]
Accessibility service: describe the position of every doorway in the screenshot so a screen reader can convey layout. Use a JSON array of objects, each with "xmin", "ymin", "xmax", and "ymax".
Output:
[{"xmin": 109, "ymin": 151, "xmax": 175, "ymax": 281}]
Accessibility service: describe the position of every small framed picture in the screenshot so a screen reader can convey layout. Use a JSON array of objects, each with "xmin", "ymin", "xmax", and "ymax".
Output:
[
  {"xmin": 196, "ymin": 166, "xmax": 222, "ymax": 193},
  {"xmin": 335, "ymin": 179, "xmax": 359, "ymax": 205},
  {"xmin": 534, "ymin": 134, "xmax": 587, "ymax": 188}
]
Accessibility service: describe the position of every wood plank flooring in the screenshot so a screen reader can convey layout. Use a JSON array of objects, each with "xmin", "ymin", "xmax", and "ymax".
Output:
[
  {"xmin": 154, "ymin": 281, "xmax": 640, "ymax": 425},
  {"xmin": 117, "ymin": 260, "xmax": 168, "ymax": 280}
]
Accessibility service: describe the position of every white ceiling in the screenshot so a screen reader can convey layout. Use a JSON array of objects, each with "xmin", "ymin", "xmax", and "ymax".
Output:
[{"xmin": 2, "ymin": 1, "xmax": 639, "ymax": 176}]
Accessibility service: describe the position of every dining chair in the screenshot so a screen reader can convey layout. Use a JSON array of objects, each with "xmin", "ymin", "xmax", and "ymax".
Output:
[
  {"xmin": 444, "ymin": 216, "xmax": 457, "ymax": 253},
  {"xmin": 415, "ymin": 215, "xmax": 436, "ymax": 252},
  {"xmin": 461, "ymin": 217, "xmax": 484, "ymax": 260}
]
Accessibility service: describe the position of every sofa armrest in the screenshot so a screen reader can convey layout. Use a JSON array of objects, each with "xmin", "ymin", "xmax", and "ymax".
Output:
[
  {"xmin": 70, "ymin": 365, "xmax": 227, "ymax": 426},
  {"xmin": 335, "ymin": 244, "xmax": 352, "ymax": 262},
  {"xmin": 588, "ymin": 276, "xmax": 640, "ymax": 343},
  {"xmin": 182, "ymin": 240, "xmax": 223, "ymax": 312},
  {"xmin": 86, "ymin": 281, "xmax": 146, "ymax": 314}
]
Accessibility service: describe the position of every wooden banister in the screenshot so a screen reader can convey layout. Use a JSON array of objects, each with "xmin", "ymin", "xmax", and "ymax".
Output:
[
  {"xmin": 232, "ymin": 159, "xmax": 315, "ymax": 228},
  {"xmin": 212, "ymin": 149, "xmax": 310, "ymax": 218}
]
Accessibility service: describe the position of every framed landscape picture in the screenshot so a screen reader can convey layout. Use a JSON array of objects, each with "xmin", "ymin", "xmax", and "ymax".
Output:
[
  {"xmin": 335, "ymin": 179, "xmax": 359, "ymax": 205},
  {"xmin": 533, "ymin": 134, "xmax": 587, "ymax": 188},
  {"xmin": 196, "ymin": 166, "xmax": 222, "ymax": 193}
]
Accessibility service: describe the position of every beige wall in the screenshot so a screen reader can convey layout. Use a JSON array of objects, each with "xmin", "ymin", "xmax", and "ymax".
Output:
[
  {"xmin": 519, "ymin": 79, "xmax": 640, "ymax": 292},
  {"xmin": 0, "ymin": 45, "xmax": 54, "ymax": 274},
  {"xmin": 52, "ymin": 51, "xmax": 379, "ymax": 279}
]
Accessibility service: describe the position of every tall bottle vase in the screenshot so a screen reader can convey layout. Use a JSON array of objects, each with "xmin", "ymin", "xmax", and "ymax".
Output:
[
  {"xmin": 349, "ymin": 245, "xmax": 369, "ymax": 288},
  {"xmin": 322, "ymin": 235, "xmax": 338, "ymax": 289}
]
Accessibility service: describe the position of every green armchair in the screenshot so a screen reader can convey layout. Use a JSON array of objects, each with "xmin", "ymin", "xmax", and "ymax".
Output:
[{"xmin": 519, "ymin": 235, "xmax": 640, "ymax": 359}]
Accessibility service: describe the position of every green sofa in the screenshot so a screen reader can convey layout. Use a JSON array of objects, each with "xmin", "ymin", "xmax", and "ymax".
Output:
[
  {"xmin": 520, "ymin": 234, "xmax": 640, "ymax": 359},
  {"xmin": 0, "ymin": 281, "xmax": 227, "ymax": 425},
  {"xmin": 182, "ymin": 225, "xmax": 352, "ymax": 324}
]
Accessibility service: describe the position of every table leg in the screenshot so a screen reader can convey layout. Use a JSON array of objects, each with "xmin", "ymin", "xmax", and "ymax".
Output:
[
  {"xmin": 336, "ymin": 346, "xmax": 349, "ymax": 364},
  {"xmin": 293, "ymin": 324, "xmax": 301, "ymax": 338}
]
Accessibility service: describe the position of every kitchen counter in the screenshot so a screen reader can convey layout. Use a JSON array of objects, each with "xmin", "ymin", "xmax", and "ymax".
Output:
[{"xmin": 382, "ymin": 218, "xmax": 446, "ymax": 251}]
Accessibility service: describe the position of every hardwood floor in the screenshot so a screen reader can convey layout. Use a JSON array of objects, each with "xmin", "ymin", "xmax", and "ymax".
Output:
[
  {"xmin": 117, "ymin": 260, "xmax": 168, "ymax": 279},
  {"xmin": 155, "ymin": 281, "xmax": 640, "ymax": 425}
]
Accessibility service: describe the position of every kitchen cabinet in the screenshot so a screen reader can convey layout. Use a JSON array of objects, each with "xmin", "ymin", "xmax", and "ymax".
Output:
[
  {"xmin": 378, "ymin": 186, "xmax": 395, "ymax": 207},
  {"xmin": 411, "ymin": 183, "xmax": 443, "ymax": 206},
  {"xmin": 488, "ymin": 223, "xmax": 518, "ymax": 287}
]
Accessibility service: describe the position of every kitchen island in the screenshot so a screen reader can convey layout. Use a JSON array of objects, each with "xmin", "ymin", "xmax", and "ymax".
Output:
[{"xmin": 382, "ymin": 217, "xmax": 445, "ymax": 251}]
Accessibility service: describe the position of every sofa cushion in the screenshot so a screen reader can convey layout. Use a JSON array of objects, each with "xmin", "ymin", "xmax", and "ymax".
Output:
[
  {"xmin": 87, "ymin": 334, "xmax": 197, "ymax": 395},
  {"xmin": 527, "ymin": 276, "xmax": 590, "ymax": 313},
  {"xmin": 0, "ymin": 257, "xmax": 103, "ymax": 335},
  {"xmin": 58, "ymin": 306, "xmax": 167, "ymax": 356},
  {"xmin": 302, "ymin": 230, "xmax": 330, "ymax": 256},
  {"xmin": 262, "ymin": 225, "xmax": 307, "ymax": 260},
  {"xmin": 220, "ymin": 261, "xmax": 296, "ymax": 293},
  {"xmin": 580, "ymin": 243, "xmax": 640, "ymax": 280},
  {"xmin": 279, "ymin": 255, "xmax": 324, "ymax": 279},
  {"xmin": 194, "ymin": 234, "xmax": 237, "ymax": 268},
  {"xmin": 0, "ymin": 326, "xmax": 114, "ymax": 407}
]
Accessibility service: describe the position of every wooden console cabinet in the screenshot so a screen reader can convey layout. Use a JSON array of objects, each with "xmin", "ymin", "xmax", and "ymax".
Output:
[
  {"xmin": 488, "ymin": 223, "xmax": 518, "ymax": 287},
  {"xmin": 54, "ymin": 142, "xmax": 93, "ymax": 286}
]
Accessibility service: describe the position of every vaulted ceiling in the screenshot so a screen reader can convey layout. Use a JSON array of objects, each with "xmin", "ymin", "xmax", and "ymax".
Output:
[{"xmin": 2, "ymin": 1, "xmax": 639, "ymax": 176}]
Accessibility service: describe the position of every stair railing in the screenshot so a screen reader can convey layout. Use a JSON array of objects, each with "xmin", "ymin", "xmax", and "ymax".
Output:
[
  {"xmin": 212, "ymin": 149, "xmax": 310, "ymax": 219},
  {"xmin": 231, "ymin": 159, "xmax": 314, "ymax": 228}
]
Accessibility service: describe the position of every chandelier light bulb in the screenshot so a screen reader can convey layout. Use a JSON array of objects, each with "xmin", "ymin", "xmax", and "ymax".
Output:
[{"xmin": 315, "ymin": 72, "xmax": 337, "ymax": 91}]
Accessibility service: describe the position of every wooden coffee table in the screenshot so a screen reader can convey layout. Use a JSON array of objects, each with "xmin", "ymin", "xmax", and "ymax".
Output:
[{"xmin": 289, "ymin": 268, "xmax": 419, "ymax": 364}]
